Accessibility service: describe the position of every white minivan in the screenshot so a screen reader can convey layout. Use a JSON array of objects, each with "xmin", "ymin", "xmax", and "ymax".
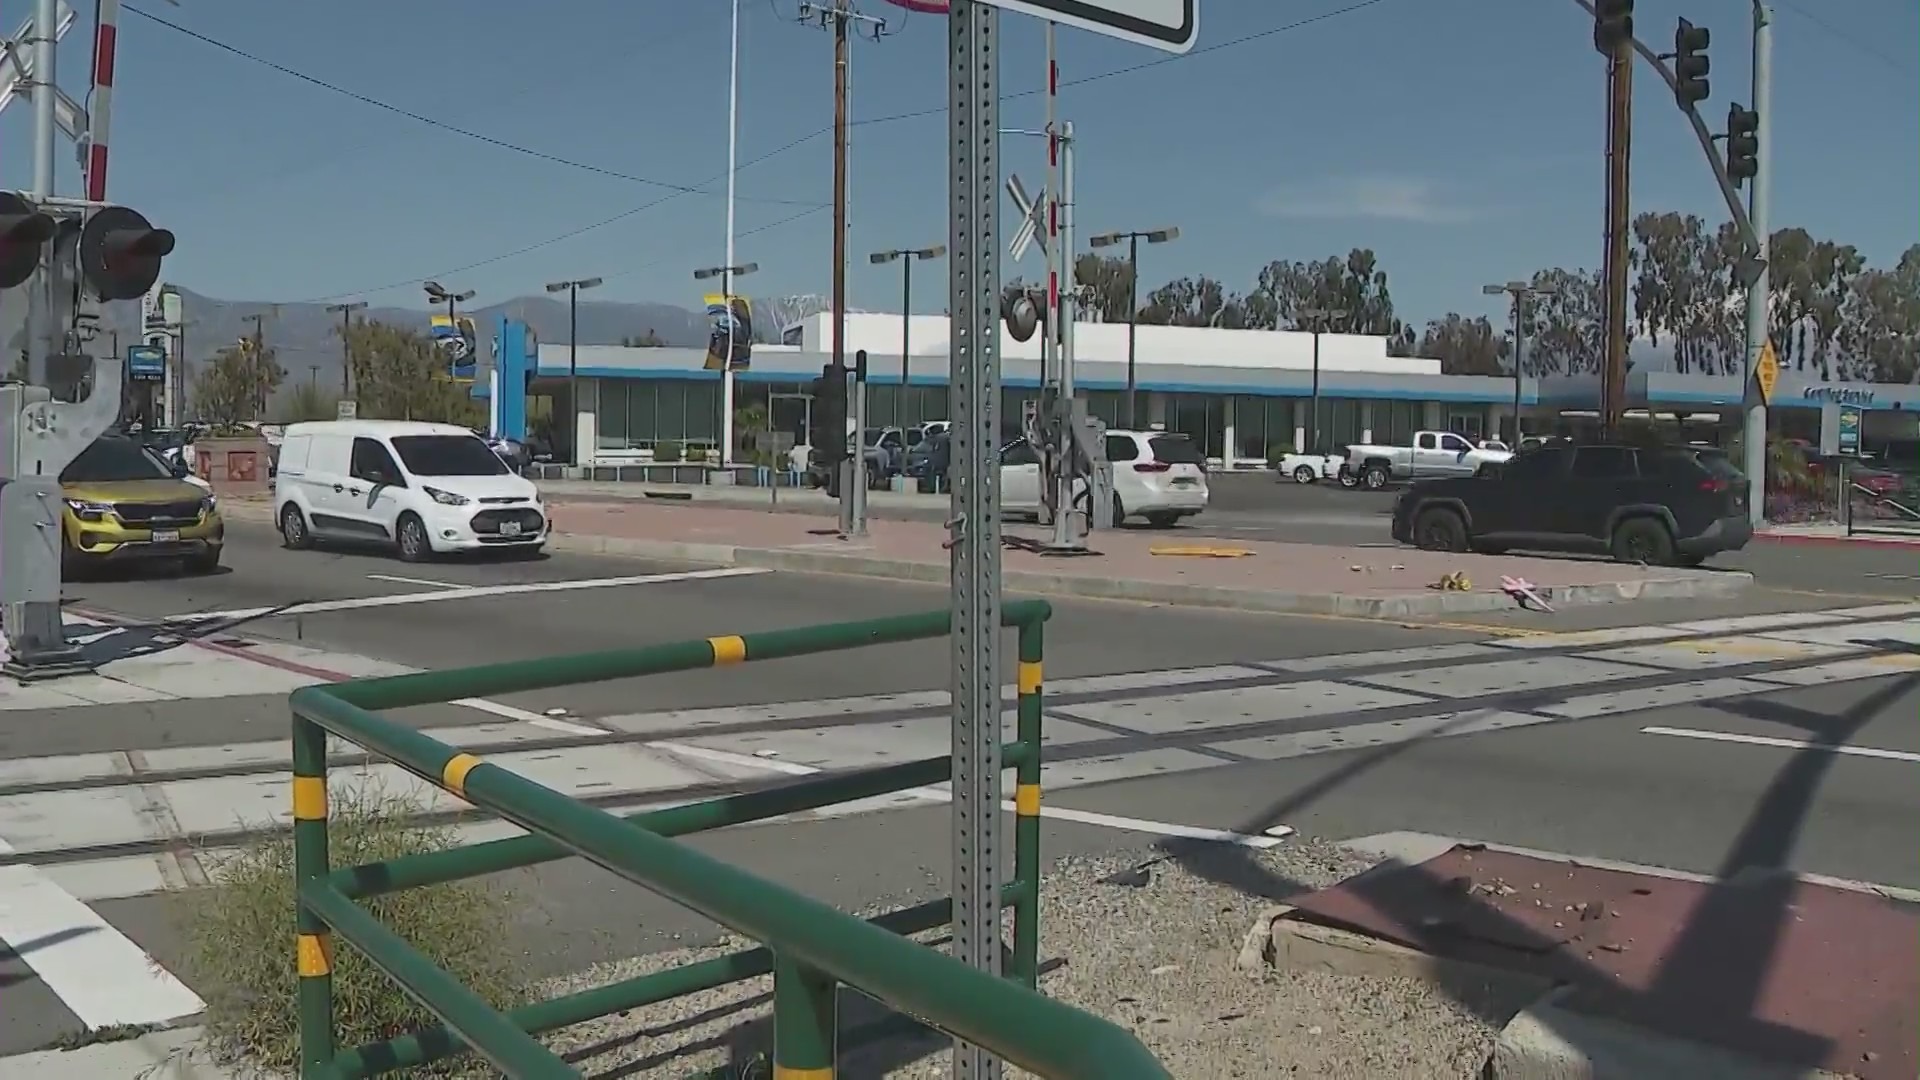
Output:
[{"xmin": 273, "ymin": 420, "xmax": 547, "ymax": 561}]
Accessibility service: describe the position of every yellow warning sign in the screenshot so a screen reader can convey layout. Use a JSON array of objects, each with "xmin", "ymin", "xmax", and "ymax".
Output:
[{"xmin": 1755, "ymin": 341, "xmax": 1779, "ymax": 403}]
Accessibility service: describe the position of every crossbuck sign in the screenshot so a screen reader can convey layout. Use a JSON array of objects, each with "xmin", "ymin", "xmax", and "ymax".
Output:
[{"xmin": 978, "ymin": 0, "xmax": 1196, "ymax": 53}]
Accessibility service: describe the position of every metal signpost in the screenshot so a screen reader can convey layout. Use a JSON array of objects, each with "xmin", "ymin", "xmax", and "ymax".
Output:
[{"xmin": 943, "ymin": 3, "xmax": 1194, "ymax": 1076}]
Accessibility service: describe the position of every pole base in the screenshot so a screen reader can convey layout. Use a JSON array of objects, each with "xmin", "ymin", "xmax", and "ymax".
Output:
[
  {"xmin": 1032, "ymin": 540, "xmax": 1098, "ymax": 557},
  {"xmin": 1, "ymin": 643, "xmax": 94, "ymax": 682}
]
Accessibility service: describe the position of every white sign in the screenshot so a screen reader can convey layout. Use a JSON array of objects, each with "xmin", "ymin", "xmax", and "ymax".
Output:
[
  {"xmin": 980, "ymin": 0, "xmax": 1195, "ymax": 54},
  {"xmin": 336, "ymin": 400, "xmax": 357, "ymax": 421},
  {"xmin": 1006, "ymin": 174, "xmax": 1048, "ymax": 263}
]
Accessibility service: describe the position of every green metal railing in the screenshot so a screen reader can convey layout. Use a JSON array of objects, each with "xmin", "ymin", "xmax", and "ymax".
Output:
[{"xmin": 288, "ymin": 599, "xmax": 1171, "ymax": 1080}]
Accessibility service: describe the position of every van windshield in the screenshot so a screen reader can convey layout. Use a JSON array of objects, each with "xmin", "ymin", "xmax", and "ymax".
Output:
[{"xmin": 390, "ymin": 435, "xmax": 508, "ymax": 477}]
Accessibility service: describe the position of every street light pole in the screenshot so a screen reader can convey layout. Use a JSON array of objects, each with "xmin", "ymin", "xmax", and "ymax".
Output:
[
  {"xmin": 325, "ymin": 301, "xmax": 368, "ymax": 399},
  {"xmin": 546, "ymin": 277, "xmax": 604, "ymax": 468},
  {"xmin": 868, "ymin": 245, "xmax": 946, "ymax": 426},
  {"xmin": 694, "ymin": 262, "xmax": 759, "ymax": 461},
  {"xmin": 1087, "ymin": 226, "xmax": 1178, "ymax": 429},
  {"xmin": 1293, "ymin": 307, "xmax": 1347, "ymax": 452},
  {"xmin": 1742, "ymin": 3, "xmax": 1772, "ymax": 528},
  {"xmin": 1483, "ymin": 281, "xmax": 1557, "ymax": 445}
]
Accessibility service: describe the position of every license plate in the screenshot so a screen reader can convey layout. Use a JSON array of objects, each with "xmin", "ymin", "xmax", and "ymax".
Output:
[
  {"xmin": 499, "ymin": 521, "xmax": 523, "ymax": 538},
  {"xmin": 151, "ymin": 528, "xmax": 180, "ymax": 543},
  {"xmin": 1171, "ymin": 478, "xmax": 1196, "ymax": 487}
]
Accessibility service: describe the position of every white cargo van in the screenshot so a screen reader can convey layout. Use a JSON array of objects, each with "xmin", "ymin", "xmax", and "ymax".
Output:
[{"xmin": 273, "ymin": 420, "xmax": 546, "ymax": 561}]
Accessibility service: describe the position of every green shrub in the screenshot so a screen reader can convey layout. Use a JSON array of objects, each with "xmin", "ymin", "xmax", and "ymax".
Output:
[
  {"xmin": 684, "ymin": 446, "xmax": 708, "ymax": 463},
  {"xmin": 653, "ymin": 441, "xmax": 683, "ymax": 463},
  {"xmin": 179, "ymin": 784, "xmax": 527, "ymax": 1077}
]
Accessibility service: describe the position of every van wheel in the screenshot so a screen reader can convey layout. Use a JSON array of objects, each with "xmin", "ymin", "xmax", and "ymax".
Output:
[
  {"xmin": 280, "ymin": 504, "xmax": 312, "ymax": 550},
  {"xmin": 1611, "ymin": 517, "xmax": 1675, "ymax": 566},
  {"xmin": 1292, "ymin": 465, "xmax": 1316, "ymax": 484},
  {"xmin": 396, "ymin": 513, "xmax": 433, "ymax": 563},
  {"xmin": 1413, "ymin": 507, "xmax": 1469, "ymax": 552}
]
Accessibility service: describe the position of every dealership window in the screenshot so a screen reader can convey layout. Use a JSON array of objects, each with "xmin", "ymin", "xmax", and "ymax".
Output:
[{"xmin": 594, "ymin": 379, "xmax": 720, "ymax": 450}]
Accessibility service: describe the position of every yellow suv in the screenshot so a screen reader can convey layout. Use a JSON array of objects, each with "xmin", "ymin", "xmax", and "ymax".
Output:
[{"xmin": 60, "ymin": 435, "xmax": 224, "ymax": 574}]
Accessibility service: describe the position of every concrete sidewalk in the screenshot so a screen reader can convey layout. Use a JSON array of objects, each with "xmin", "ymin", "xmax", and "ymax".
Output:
[
  {"xmin": 1246, "ymin": 833, "xmax": 1919, "ymax": 1080},
  {"xmin": 221, "ymin": 497, "xmax": 1751, "ymax": 617}
]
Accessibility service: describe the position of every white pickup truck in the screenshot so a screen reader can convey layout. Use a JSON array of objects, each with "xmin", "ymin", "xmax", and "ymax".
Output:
[{"xmin": 1339, "ymin": 431, "xmax": 1513, "ymax": 490}]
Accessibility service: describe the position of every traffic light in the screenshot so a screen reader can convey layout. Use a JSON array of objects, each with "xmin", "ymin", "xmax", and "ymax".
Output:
[
  {"xmin": 0, "ymin": 192, "xmax": 55, "ymax": 290},
  {"xmin": 1726, "ymin": 103, "xmax": 1759, "ymax": 185},
  {"xmin": 1593, "ymin": 0, "xmax": 1633, "ymax": 55},
  {"xmin": 77, "ymin": 205, "xmax": 174, "ymax": 301},
  {"xmin": 1673, "ymin": 18, "xmax": 1711, "ymax": 108},
  {"xmin": 810, "ymin": 361, "xmax": 848, "ymax": 466}
]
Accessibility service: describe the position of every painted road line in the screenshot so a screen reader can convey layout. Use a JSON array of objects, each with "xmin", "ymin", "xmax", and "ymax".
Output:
[
  {"xmin": 651, "ymin": 741, "xmax": 1291, "ymax": 848},
  {"xmin": 1639, "ymin": 725, "xmax": 1920, "ymax": 763},
  {"xmin": 452, "ymin": 697, "xmax": 607, "ymax": 737},
  {"xmin": 366, "ymin": 572, "xmax": 467, "ymax": 589},
  {"xmin": 164, "ymin": 566, "xmax": 773, "ymax": 622},
  {"xmin": 0, "ymin": 861, "xmax": 204, "ymax": 1029}
]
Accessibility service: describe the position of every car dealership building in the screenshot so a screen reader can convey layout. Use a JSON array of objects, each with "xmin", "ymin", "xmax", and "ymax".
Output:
[{"xmin": 492, "ymin": 312, "xmax": 1920, "ymax": 467}]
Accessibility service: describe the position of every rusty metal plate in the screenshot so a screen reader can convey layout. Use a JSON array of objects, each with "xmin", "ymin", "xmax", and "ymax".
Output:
[{"xmin": 1281, "ymin": 845, "xmax": 1918, "ymax": 1079}]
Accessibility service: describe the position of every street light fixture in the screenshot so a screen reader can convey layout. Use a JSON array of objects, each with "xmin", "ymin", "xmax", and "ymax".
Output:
[
  {"xmin": 546, "ymin": 277, "xmax": 605, "ymax": 467},
  {"xmin": 1293, "ymin": 307, "xmax": 1347, "ymax": 452},
  {"xmin": 1483, "ymin": 281, "xmax": 1558, "ymax": 445},
  {"xmin": 1087, "ymin": 226, "xmax": 1178, "ymax": 428},
  {"xmin": 693, "ymin": 262, "xmax": 759, "ymax": 465},
  {"xmin": 868, "ymin": 245, "xmax": 945, "ymax": 425},
  {"xmin": 324, "ymin": 301, "xmax": 368, "ymax": 399}
]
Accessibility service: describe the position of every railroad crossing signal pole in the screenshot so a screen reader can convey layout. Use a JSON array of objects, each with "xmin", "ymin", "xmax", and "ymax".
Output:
[{"xmin": 1740, "ymin": 5, "xmax": 1771, "ymax": 528}]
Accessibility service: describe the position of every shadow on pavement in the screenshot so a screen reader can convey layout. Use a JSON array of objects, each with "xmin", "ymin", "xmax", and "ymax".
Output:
[{"xmin": 1163, "ymin": 637, "xmax": 1920, "ymax": 1071}]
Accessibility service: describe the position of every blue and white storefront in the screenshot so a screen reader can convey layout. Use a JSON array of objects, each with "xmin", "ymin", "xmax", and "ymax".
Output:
[{"xmin": 483, "ymin": 311, "xmax": 1919, "ymax": 466}]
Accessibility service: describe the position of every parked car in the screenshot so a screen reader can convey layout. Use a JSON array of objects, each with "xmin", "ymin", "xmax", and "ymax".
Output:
[
  {"xmin": 60, "ymin": 434, "xmax": 224, "ymax": 575},
  {"xmin": 1276, "ymin": 451, "xmax": 1345, "ymax": 484},
  {"xmin": 1001, "ymin": 429, "xmax": 1209, "ymax": 527},
  {"xmin": 274, "ymin": 420, "xmax": 547, "ymax": 562},
  {"xmin": 1342, "ymin": 430, "xmax": 1514, "ymax": 490},
  {"xmin": 1390, "ymin": 442, "xmax": 1752, "ymax": 566}
]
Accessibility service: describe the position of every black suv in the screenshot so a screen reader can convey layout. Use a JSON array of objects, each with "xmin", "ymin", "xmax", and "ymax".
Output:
[{"xmin": 1390, "ymin": 443, "xmax": 1753, "ymax": 566}]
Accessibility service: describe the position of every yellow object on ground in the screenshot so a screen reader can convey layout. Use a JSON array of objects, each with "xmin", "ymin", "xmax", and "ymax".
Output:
[{"xmin": 1149, "ymin": 545, "xmax": 1254, "ymax": 558}]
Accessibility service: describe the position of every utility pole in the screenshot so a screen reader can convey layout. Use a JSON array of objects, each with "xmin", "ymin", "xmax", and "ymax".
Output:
[
  {"xmin": 1742, "ymin": 4, "xmax": 1772, "ymax": 528},
  {"xmin": 240, "ymin": 311, "xmax": 271, "ymax": 417},
  {"xmin": 1595, "ymin": 0, "xmax": 1634, "ymax": 438},
  {"xmin": 545, "ymin": 277, "xmax": 603, "ymax": 467},
  {"xmin": 325, "ymin": 300, "xmax": 367, "ymax": 399},
  {"xmin": 1294, "ymin": 307, "xmax": 1347, "ymax": 452},
  {"xmin": 1484, "ymin": 281, "xmax": 1557, "ymax": 444},
  {"xmin": 800, "ymin": 0, "xmax": 887, "ymax": 506},
  {"xmin": 1087, "ymin": 227, "xmax": 1179, "ymax": 429},
  {"xmin": 868, "ymin": 245, "xmax": 945, "ymax": 426}
]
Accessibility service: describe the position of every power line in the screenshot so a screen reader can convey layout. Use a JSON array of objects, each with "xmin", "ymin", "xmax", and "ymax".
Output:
[
  {"xmin": 121, "ymin": 3, "xmax": 824, "ymax": 207},
  {"xmin": 297, "ymin": 0, "xmax": 1397, "ymax": 303},
  {"xmin": 1774, "ymin": 0, "xmax": 1914, "ymax": 76}
]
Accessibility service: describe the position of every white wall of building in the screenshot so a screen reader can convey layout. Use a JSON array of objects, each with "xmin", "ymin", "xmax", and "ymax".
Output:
[{"xmin": 795, "ymin": 312, "xmax": 1440, "ymax": 376}]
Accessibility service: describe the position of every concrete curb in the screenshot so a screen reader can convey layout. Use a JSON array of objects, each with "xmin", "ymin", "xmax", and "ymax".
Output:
[
  {"xmin": 1240, "ymin": 832, "xmax": 1898, "ymax": 1080},
  {"xmin": 218, "ymin": 502, "xmax": 1753, "ymax": 616},
  {"xmin": 0, "ymin": 1027, "xmax": 245, "ymax": 1079},
  {"xmin": 1755, "ymin": 530, "xmax": 1920, "ymax": 550}
]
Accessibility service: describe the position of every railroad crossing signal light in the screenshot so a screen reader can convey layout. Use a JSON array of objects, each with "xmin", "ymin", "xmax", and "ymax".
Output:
[
  {"xmin": 0, "ymin": 192, "xmax": 56, "ymax": 290},
  {"xmin": 78, "ymin": 205, "xmax": 175, "ymax": 301},
  {"xmin": 1673, "ymin": 18, "xmax": 1711, "ymax": 107},
  {"xmin": 1002, "ymin": 291, "xmax": 1040, "ymax": 343},
  {"xmin": 1593, "ymin": 0, "xmax": 1633, "ymax": 54},
  {"xmin": 1726, "ymin": 104, "xmax": 1760, "ymax": 185},
  {"xmin": 811, "ymin": 361, "xmax": 848, "ymax": 466}
]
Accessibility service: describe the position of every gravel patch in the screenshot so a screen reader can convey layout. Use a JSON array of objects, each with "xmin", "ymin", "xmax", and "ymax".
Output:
[{"xmin": 540, "ymin": 837, "xmax": 1512, "ymax": 1079}]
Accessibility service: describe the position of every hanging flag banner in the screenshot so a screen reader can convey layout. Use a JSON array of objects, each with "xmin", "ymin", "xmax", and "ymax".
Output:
[
  {"xmin": 703, "ymin": 294, "xmax": 753, "ymax": 372},
  {"xmin": 431, "ymin": 313, "xmax": 479, "ymax": 380}
]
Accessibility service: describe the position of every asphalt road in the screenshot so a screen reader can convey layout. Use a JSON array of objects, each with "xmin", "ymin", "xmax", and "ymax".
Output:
[{"xmin": 2, "ymin": 523, "xmax": 1916, "ymax": 1057}]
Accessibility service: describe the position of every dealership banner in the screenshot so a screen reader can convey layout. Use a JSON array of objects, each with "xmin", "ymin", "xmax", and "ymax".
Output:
[
  {"xmin": 703, "ymin": 294, "xmax": 752, "ymax": 372},
  {"xmin": 431, "ymin": 312, "xmax": 479, "ymax": 380}
]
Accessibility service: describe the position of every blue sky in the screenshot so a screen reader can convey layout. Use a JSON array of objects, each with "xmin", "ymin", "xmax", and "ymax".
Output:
[{"xmin": 5, "ymin": 0, "xmax": 1912, "ymax": 328}]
